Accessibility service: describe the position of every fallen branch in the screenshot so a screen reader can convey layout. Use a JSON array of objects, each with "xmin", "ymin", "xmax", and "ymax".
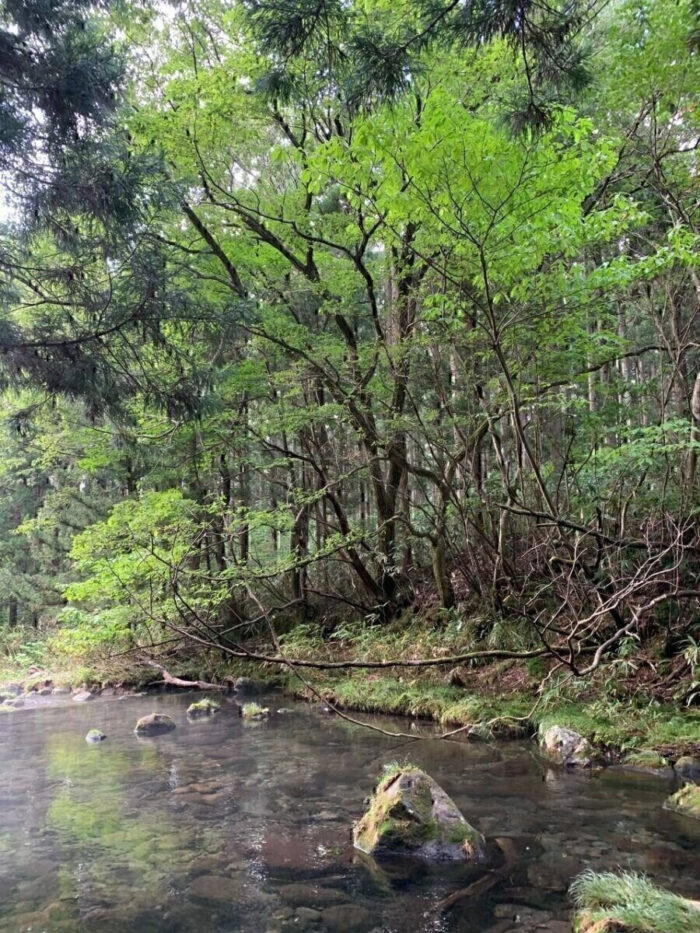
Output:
[
  {"xmin": 143, "ymin": 659, "xmax": 229, "ymax": 692},
  {"xmin": 433, "ymin": 836, "xmax": 518, "ymax": 914}
]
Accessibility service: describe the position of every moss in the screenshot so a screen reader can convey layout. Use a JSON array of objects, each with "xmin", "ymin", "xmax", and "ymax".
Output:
[
  {"xmin": 354, "ymin": 767, "xmax": 484, "ymax": 860},
  {"xmin": 664, "ymin": 784, "xmax": 700, "ymax": 819},
  {"xmin": 187, "ymin": 697, "xmax": 221, "ymax": 717},
  {"xmin": 570, "ymin": 870, "xmax": 700, "ymax": 933},
  {"xmin": 241, "ymin": 702, "xmax": 269, "ymax": 720},
  {"xmin": 623, "ymin": 751, "xmax": 669, "ymax": 769}
]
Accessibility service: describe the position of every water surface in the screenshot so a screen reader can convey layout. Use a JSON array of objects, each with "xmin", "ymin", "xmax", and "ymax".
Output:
[{"xmin": 0, "ymin": 690, "xmax": 697, "ymax": 932}]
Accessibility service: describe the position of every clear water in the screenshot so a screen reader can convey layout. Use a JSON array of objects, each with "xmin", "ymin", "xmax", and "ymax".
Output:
[{"xmin": 0, "ymin": 690, "xmax": 697, "ymax": 933}]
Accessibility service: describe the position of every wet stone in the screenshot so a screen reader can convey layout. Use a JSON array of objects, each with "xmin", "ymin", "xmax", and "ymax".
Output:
[
  {"xmin": 321, "ymin": 903, "xmax": 373, "ymax": 932},
  {"xmin": 189, "ymin": 875, "xmax": 244, "ymax": 904},
  {"xmin": 72, "ymin": 690, "xmax": 96, "ymax": 702},
  {"xmin": 277, "ymin": 884, "xmax": 346, "ymax": 907},
  {"xmin": 134, "ymin": 713, "xmax": 176, "ymax": 736}
]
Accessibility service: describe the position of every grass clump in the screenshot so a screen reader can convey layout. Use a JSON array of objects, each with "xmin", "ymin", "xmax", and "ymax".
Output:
[
  {"xmin": 241, "ymin": 702, "xmax": 269, "ymax": 720},
  {"xmin": 570, "ymin": 870, "xmax": 700, "ymax": 933}
]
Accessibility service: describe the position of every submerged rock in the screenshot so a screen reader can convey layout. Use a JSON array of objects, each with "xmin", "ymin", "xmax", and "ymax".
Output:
[
  {"xmin": 52, "ymin": 686, "xmax": 71, "ymax": 695},
  {"xmin": 353, "ymin": 766, "xmax": 485, "ymax": 862},
  {"xmin": 187, "ymin": 697, "xmax": 221, "ymax": 718},
  {"xmin": 664, "ymin": 783, "xmax": 700, "ymax": 819},
  {"xmin": 134, "ymin": 713, "xmax": 176, "ymax": 736},
  {"xmin": 85, "ymin": 729, "xmax": 106, "ymax": 743},
  {"xmin": 2, "ymin": 697, "xmax": 24, "ymax": 709},
  {"xmin": 321, "ymin": 903, "xmax": 373, "ymax": 932},
  {"xmin": 189, "ymin": 875, "xmax": 244, "ymax": 904},
  {"xmin": 539, "ymin": 725, "xmax": 596, "ymax": 768}
]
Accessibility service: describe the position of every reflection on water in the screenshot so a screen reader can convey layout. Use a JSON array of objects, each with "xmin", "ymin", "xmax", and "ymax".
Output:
[{"xmin": 0, "ymin": 691, "xmax": 697, "ymax": 932}]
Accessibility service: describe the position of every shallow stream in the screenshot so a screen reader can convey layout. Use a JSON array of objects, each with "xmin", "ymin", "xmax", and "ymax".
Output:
[{"xmin": 0, "ymin": 690, "xmax": 698, "ymax": 932}]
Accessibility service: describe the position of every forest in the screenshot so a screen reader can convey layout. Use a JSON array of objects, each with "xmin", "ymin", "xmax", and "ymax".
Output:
[
  {"xmin": 0, "ymin": 0, "xmax": 698, "ymax": 737},
  {"xmin": 0, "ymin": 2, "xmax": 699, "ymax": 932}
]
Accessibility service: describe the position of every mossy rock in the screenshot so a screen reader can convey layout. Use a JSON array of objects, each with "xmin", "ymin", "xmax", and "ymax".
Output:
[
  {"xmin": 664, "ymin": 783, "xmax": 700, "ymax": 820},
  {"xmin": 134, "ymin": 713, "xmax": 176, "ymax": 736},
  {"xmin": 85, "ymin": 729, "xmax": 106, "ymax": 743},
  {"xmin": 241, "ymin": 703, "xmax": 269, "ymax": 720},
  {"xmin": 187, "ymin": 698, "xmax": 221, "ymax": 719},
  {"xmin": 353, "ymin": 766, "xmax": 485, "ymax": 862}
]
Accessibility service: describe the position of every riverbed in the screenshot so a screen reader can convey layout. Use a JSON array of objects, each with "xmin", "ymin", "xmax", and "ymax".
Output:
[{"xmin": 0, "ymin": 690, "xmax": 697, "ymax": 932}]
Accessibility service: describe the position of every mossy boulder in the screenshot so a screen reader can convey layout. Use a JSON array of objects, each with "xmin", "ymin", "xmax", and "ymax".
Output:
[
  {"xmin": 187, "ymin": 697, "xmax": 221, "ymax": 719},
  {"xmin": 134, "ymin": 713, "xmax": 176, "ymax": 736},
  {"xmin": 664, "ymin": 783, "xmax": 700, "ymax": 819},
  {"xmin": 85, "ymin": 729, "xmax": 106, "ymax": 743},
  {"xmin": 353, "ymin": 766, "xmax": 486, "ymax": 862},
  {"xmin": 241, "ymin": 702, "xmax": 269, "ymax": 720},
  {"xmin": 539, "ymin": 725, "xmax": 597, "ymax": 768}
]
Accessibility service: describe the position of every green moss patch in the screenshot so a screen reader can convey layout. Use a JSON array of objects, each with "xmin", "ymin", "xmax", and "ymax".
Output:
[
  {"xmin": 241, "ymin": 702, "xmax": 269, "ymax": 720},
  {"xmin": 664, "ymin": 784, "xmax": 700, "ymax": 820},
  {"xmin": 187, "ymin": 697, "xmax": 221, "ymax": 718}
]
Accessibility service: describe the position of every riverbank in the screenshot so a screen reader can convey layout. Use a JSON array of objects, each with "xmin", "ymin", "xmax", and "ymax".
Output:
[{"xmin": 2, "ymin": 617, "xmax": 698, "ymax": 767}]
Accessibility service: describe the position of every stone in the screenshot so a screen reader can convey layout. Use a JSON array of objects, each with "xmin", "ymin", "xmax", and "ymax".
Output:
[
  {"xmin": 134, "ymin": 713, "xmax": 176, "ymax": 736},
  {"xmin": 539, "ymin": 725, "xmax": 596, "ymax": 767},
  {"xmin": 189, "ymin": 874, "xmax": 243, "ymax": 904},
  {"xmin": 295, "ymin": 907, "xmax": 321, "ymax": 922},
  {"xmin": 2, "ymin": 697, "xmax": 24, "ymax": 708},
  {"xmin": 321, "ymin": 904, "xmax": 372, "ymax": 932},
  {"xmin": 664, "ymin": 783, "xmax": 700, "ymax": 819},
  {"xmin": 353, "ymin": 766, "xmax": 486, "ymax": 862},
  {"xmin": 72, "ymin": 690, "xmax": 95, "ymax": 702},
  {"xmin": 277, "ymin": 884, "xmax": 345, "ymax": 907},
  {"xmin": 674, "ymin": 755, "xmax": 700, "ymax": 784},
  {"xmin": 234, "ymin": 677, "xmax": 266, "ymax": 694},
  {"xmin": 446, "ymin": 666, "xmax": 467, "ymax": 687},
  {"xmin": 187, "ymin": 697, "xmax": 221, "ymax": 718},
  {"xmin": 85, "ymin": 729, "xmax": 107, "ymax": 743},
  {"xmin": 52, "ymin": 686, "xmax": 71, "ymax": 695}
]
